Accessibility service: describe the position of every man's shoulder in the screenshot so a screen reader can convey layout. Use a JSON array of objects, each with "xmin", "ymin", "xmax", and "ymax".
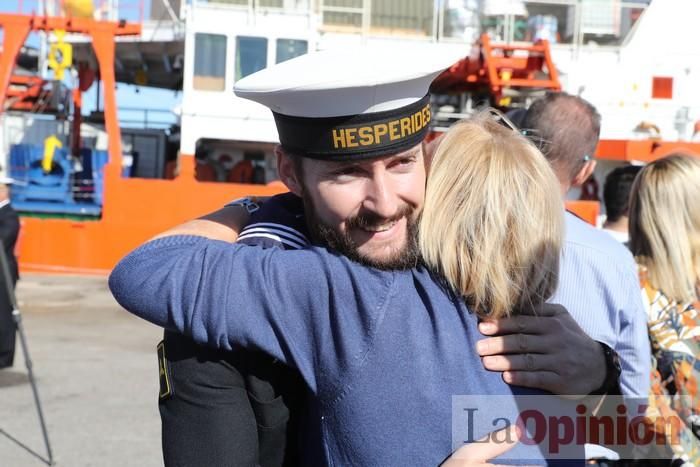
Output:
[
  {"xmin": 238, "ymin": 193, "xmax": 309, "ymax": 250},
  {"xmin": 0, "ymin": 203, "xmax": 18, "ymax": 217},
  {"xmin": 563, "ymin": 212, "xmax": 635, "ymax": 267}
]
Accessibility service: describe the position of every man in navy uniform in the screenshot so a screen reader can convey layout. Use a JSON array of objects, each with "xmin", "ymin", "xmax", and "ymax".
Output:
[{"xmin": 150, "ymin": 48, "xmax": 619, "ymax": 466}]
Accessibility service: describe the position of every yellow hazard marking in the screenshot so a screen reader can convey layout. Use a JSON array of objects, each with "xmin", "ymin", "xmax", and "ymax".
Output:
[
  {"xmin": 42, "ymin": 135, "xmax": 62, "ymax": 173},
  {"xmin": 48, "ymin": 30, "xmax": 73, "ymax": 81}
]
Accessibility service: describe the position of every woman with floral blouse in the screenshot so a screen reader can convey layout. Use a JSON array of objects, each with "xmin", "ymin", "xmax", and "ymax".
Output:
[{"xmin": 629, "ymin": 154, "xmax": 700, "ymax": 464}]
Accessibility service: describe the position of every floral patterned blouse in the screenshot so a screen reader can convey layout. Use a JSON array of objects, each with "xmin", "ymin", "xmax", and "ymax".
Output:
[{"xmin": 641, "ymin": 270, "xmax": 700, "ymax": 464}]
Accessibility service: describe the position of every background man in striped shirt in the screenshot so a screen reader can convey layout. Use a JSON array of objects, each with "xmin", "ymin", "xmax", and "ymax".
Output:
[{"xmin": 519, "ymin": 92, "xmax": 650, "ymax": 399}]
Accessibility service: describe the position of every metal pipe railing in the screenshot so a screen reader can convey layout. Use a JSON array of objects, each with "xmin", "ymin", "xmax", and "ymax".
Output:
[{"xmin": 12, "ymin": 0, "xmax": 146, "ymax": 22}]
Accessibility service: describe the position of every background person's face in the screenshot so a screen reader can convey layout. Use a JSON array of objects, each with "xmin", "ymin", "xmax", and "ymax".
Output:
[{"xmin": 291, "ymin": 145, "xmax": 426, "ymax": 269}]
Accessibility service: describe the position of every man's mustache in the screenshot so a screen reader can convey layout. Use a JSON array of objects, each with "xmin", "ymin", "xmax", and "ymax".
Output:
[{"xmin": 345, "ymin": 204, "xmax": 415, "ymax": 231}]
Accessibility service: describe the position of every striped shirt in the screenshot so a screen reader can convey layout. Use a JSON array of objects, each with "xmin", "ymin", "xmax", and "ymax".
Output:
[{"xmin": 551, "ymin": 212, "xmax": 650, "ymax": 397}]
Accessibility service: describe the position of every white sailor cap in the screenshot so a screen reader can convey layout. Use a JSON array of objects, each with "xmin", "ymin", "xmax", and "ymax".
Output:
[
  {"xmin": 234, "ymin": 46, "xmax": 461, "ymax": 161},
  {"xmin": 0, "ymin": 176, "xmax": 15, "ymax": 185}
]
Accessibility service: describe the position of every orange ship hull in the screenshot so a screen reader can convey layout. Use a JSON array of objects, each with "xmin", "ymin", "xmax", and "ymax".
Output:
[
  {"xmin": 17, "ymin": 154, "xmax": 603, "ymax": 276},
  {"xmin": 18, "ymin": 156, "xmax": 284, "ymax": 275}
]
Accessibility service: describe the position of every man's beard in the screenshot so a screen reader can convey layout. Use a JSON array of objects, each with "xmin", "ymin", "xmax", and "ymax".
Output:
[{"xmin": 301, "ymin": 191, "xmax": 421, "ymax": 271}]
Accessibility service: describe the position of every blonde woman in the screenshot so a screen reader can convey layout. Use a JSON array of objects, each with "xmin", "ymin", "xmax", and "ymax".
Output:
[
  {"xmin": 629, "ymin": 154, "xmax": 700, "ymax": 463},
  {"xmin": 110, "ymin": 114, "xmax": 573, "ymax": 466},
  {"xmin": 420, "ymin": 115, "xmax": 562, "ymax": 318}
]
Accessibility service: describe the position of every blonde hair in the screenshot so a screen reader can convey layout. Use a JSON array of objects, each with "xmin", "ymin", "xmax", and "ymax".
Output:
[
  {"xmin": 629, "ymin": 154, "xmax": 700, "ymax": 303},
  {"xmin": 419, "ymin": 112, "xmax": 564, "ymax": 319}
]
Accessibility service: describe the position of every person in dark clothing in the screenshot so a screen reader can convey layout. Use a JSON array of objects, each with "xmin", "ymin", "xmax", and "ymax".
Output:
[
  {"xmin": 0, "ymin": 176, "xmax": 21, "ymax": 369},
  {"xmin": 602, "ymin": 165, "xmax": 643, "ymax": 246},
  {"xmin": 159, "ymin": 195, "xmax": 307, "ymax": 467}
]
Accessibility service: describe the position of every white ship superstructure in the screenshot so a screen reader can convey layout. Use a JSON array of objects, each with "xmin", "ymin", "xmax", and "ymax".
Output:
[{"xmin": 5, "ymin": 0, "xmax": 696, "ymax": 184}]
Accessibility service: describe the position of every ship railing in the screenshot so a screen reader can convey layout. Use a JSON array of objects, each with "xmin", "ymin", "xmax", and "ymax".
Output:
[
  {"xmin": 7, "ymin": 0, "xmax": 652, "ymax": 52},
  {"xmin": 118, "ymin": 107, "xmax": 177, "ymax": 130},
  {"xmin": 190, "ymin": 0, "xmax": 309, "ymax": 14},
  {"xmin": 12, "ymin": 0, "xmax": 147, "ymax": 23},
  {"xmin": 190, "ymin": 0, "xmax": 650, "ymax": 52},
  {"xmin": 97, "ymin": 0, "xmax": 146, "ymax": 23},
  {"xmin": 187, "ymin": 0, "xmax": 314, "ymax": 26}
]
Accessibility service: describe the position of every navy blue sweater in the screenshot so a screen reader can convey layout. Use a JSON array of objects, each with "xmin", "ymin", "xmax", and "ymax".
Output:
[{"xmin": 110, "ymin": 198, "xmax": 582, "ymax": 466}]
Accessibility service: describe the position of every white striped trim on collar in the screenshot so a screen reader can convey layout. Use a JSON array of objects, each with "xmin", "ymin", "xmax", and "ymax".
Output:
[
  {"xmin": 240, "ymin": 222, "xmax": 309, "ymax": 245},
  {"xmin": 238, "ymin": 232, "xmax": 305, "ymax": 250}
]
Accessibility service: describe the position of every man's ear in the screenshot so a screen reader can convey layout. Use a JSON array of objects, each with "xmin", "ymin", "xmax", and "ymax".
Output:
[
  {"xmin": 422, "ymin": 133, "xmax": 444, "ymax": 172},
  {"xmin": 275, "ymin": 146, "xmax": 303, "ymax": 196},
  {"xmin": 572, "ymin": 160, "xmax": 597, "ymax": 187}
]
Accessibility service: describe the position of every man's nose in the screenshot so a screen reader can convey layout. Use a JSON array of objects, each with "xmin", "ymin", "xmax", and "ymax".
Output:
[{"xmin": 362, "ymin": 171, "xmax": 399, "ymax": 219}]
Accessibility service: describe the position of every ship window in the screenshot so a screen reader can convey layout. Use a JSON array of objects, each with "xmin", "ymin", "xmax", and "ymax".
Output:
[
  {"xmin": 580, "ymin": 2, "xmax": 647, "ymax": 46},
  {"xmin": 259, "ymin": 0, "xmax": 284, "ymax": 7},
  {"xmin": 276, "ymin": 39, "xmax": 308, "ymax": 64},
  {"xmin": 236, "ymin": 36, "xmax": 268, "ymax": 81},
  {"xmin": 321, "ymin": 0, "xmax": 363, "ymax": 30},
  {"xmin": 194, "ymin": 33, "xmax": 227, "ymax": 91},
  {"xmin": 515, "ymin": 2, "xmax": 575, "ymax": 44},
  {"xmin": 194, "ymin": 139, "xmax": 276, "ymax": 185},
  {"xmin": 320, "ymin": 0, "xmax": 434, "ymax": 37},
  {"xmin": 370, "ymin": 0, "xmax": 434, "ymax": 36},
  {"xmin": 442, "ymin": 1, "xmax": 480, "ymax": 42}
]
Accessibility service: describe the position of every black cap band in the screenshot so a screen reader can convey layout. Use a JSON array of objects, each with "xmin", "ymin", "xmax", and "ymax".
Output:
[{"xmin": 273, "ymin": 93, "xmax": 432, "ymax": 160}]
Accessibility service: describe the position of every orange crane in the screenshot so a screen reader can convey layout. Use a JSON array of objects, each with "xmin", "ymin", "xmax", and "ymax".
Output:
[
  {"xmin": 431, "ymin": 33, "xmax": 561, "ymax": 109},
  {"xmin": 430, "ymin": 35, "xmax": 606, "ymax": 223},
  {"xmin": 0, "ymin": 12, "xmax": 140, "ymax": 164}
]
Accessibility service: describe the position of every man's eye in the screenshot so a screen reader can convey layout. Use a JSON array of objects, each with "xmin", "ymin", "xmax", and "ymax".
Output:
[
  {"xmin": 394, "ymin": 157, "xmax": 416, "ymax": 168},
  {"xmin": 335, "ymin": 167, "xmax": 361, "ymax": 177}
]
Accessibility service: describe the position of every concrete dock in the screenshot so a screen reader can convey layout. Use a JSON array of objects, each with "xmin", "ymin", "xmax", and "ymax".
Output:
[{"xmin": 0, "ymin": 274, "xmax": 164, "ymax": 466}]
